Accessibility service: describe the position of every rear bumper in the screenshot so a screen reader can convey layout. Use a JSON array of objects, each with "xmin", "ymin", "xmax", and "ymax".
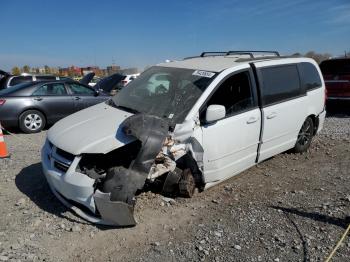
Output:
[{"xmin": 327, "ymin": 96, "xmax": 350, "ymax": 101}]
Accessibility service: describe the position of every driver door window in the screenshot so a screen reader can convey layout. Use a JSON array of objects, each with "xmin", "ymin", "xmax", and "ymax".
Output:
[{"xmin": 205, "ymin": 71, "xmax": 255, "ymax": 118}]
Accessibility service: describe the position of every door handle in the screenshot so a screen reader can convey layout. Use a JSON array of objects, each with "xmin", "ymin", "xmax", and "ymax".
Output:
[
  {"xmin": 266, "ymin": 112, "xmax": 277, "ymax": 119},
  {"xmin": 247, "ymin": 117, "xmax": 258, "ymax": 124},
  {"xmin": 34, "ymin": 97, "xmax": 43, "ymax": 101},
  {"xmin": 75, "ymin": 97, "xmax": 81, "ymax": 100}
]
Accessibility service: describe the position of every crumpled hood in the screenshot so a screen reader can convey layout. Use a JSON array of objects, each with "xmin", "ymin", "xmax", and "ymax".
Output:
[{"xmin": 47, "ymin": 102, "xmax": 134, "ymax": 155}]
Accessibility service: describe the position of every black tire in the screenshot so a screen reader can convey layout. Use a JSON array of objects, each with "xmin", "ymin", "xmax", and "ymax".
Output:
[
  {"xmin": 179, "ymin": 169, "xmax": 196, "ymax": 198},
  {"xmin": 19, "ymin": 110, "xmax": 46, "ymax": 133},
  {"xmin": 292, "ymin": 117, "xmax": 314, "ymax": 153}
]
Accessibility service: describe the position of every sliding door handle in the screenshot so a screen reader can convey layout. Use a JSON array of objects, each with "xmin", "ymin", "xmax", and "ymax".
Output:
[{"xmin": 266, "ymin": 112, "xmax": 277, "ymax": 119}]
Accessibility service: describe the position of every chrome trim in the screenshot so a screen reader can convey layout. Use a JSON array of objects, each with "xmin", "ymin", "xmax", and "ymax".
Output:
[
  {"xmin": 51, "ymin": 147, "xmax": 73, "ymax": 166},
  {"xmin": 325, "ymin": 80, "xmax": 349, "ymax": 83},
  {"xmin": 327, "ymin": 97, "xmax": 350, "ymax": 100}
]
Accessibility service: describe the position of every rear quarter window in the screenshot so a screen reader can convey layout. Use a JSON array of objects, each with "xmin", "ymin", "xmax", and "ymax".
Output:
[
  {"xmin": 260, "ymin": 64, "xmax": 301, "ymax": 106},
  {"xmin": 297, "ymin": 62, "xmax": 322, "ymax": 91},
  {"xmin": 320, "ymin": 59, "xmax": 350, "ymax": 75}
]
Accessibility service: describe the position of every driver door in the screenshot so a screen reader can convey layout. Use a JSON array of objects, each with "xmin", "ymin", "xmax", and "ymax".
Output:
[{"xmin": 201, "ymin": 70, "xmax": 261, "ymax": 183}]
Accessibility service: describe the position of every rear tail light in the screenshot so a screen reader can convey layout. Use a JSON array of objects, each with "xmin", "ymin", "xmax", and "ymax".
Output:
[
  {"xmin": 0, "ymin": 99, "xmax": 6, "ymax": 106},
  {"xmin": 121, "ymin": 80, "xmax": 128, "ymax": 86}
]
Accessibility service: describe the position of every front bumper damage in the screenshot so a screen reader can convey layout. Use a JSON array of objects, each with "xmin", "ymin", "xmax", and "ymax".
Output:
[{"xmin": 42, "ymin": 114, "xmax": 202, "ymax": 226}]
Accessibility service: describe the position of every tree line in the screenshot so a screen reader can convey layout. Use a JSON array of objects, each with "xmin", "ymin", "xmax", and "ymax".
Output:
[
  {"xmin": 11, "ymin": 65, "xmax": 55, "ymax": 75},
  {"xmin": 9, "ymin": 50, "xmax": 349, "ymax": 75}
]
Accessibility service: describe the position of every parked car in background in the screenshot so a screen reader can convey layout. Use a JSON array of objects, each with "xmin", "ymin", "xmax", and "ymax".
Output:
[
  {"xmin": 79, "ymin": 72, "xmax": 95, "ymax": 86},
  {"xmin": 0, "ymin": 71, "xmax": 70, "ymax": 90},
  {"xmin": 70, "ymin": 73, "xmax": 125, "ymax": 94},
  {"xmin": 41, "ymin": 51, "xmax": 326, "ymax": 226},
  {"xmin": 119, "ymin": 73, "xmax": 140, "ymax": 87},
  {"xmin": 88, "ymin": 77, "xmax": 102, "ymax": 87},
  {"xmin": 0, "ymin": 79, "xmax": 110, "ymax": 133},
  {"xmin": 320, "ymin": 58, "xmax": 350, "ymax": 101},
  {"xmin": 94, "ymin": 73, "xmax": 125, "ymax": 95}
]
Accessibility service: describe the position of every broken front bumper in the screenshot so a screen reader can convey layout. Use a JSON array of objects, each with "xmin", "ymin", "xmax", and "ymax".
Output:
[{"xmin": 41, "ymin": 141, "xmax": 136, "ymax": 226}]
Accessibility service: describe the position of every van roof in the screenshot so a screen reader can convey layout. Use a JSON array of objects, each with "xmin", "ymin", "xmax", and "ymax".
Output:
[{"xmin": 158, "ymin": 54, "xmax": 313, "ymax": 72}]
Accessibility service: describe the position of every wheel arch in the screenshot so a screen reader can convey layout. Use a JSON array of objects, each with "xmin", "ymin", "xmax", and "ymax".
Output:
[
  {"xmin": 307, "ymin": 114, "xmax": 319, "ymax": 135},
  {"xmin": 18, "ymin": 108, "xmax": 48, "ymax": 128}
]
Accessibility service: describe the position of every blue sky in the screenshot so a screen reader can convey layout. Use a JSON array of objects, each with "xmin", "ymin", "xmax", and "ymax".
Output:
[{"xmin": 0, "ymin": 0, "xmax": 349, "ymax": 71}]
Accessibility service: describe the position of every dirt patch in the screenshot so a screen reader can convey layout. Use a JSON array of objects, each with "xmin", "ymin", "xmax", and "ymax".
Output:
[{"xmin": 0, "ymin": 117, "xmax": 349, "ymax": 261}]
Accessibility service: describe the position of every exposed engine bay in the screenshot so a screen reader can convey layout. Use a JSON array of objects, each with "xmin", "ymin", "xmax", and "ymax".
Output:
[{"xmin": 77, "ymin": 114, "xmax": 204, "ymax": 226}]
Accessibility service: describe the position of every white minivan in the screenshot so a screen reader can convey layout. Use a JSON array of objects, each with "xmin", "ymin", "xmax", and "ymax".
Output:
[{"xmin": 41, "ymin": 51, "xmax": 326, "ymax": 226}]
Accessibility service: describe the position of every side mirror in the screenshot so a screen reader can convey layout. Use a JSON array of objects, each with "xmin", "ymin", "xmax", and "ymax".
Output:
[
  {"xmin": 205, "ymin": 105, "xmax": 226, "ymax": 123},
  {"xmin": 94, "ymin": 90, "xmax": 100, "ymax": 96}
]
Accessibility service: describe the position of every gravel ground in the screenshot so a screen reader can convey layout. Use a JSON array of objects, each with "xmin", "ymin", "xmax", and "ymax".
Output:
[{"xmin": 0, "ymin": 115, "xmax": 349, "ymax": 262}]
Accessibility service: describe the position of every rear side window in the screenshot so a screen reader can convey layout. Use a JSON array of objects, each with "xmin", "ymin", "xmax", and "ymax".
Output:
[
  {"xmin": 260, "ymin": 65, "xmax": 301, "ymax": 106},
  {"xmin": 320, "ymin": 59, "xmax": 350, "ymax": 75},
  {"xmin": 297, "ymin": 63, "xmax": 322, "ymax": 91},
  {"xmin": 9, "ymin": 76, "xmax": 33, "ymax": 86},
  {"xmin": 32, "ymin": 83, "xmax": 67, "ymax": 96}
]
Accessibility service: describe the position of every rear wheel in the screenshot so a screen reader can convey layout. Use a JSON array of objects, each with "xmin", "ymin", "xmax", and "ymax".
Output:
[
  {"xmin": 19, "ymin": 110, "xmax": 46, "ymax": 133},
  {"xmin": 292, "ymin": 117, "xmax": 314, "ymax": 153}
]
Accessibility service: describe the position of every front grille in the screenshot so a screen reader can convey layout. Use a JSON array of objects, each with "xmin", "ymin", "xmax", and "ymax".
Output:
[
  {"xmin": 56, "ymin": 148, "xmax": 75, "ymax": 162},
  {"xmin": 54, "ymin": 161, "xmax": 69, "ymax": 173}
]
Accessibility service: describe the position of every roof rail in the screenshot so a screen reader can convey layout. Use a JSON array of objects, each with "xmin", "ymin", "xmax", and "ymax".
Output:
[{"xmin": 200, "ymin": 50, "xmax": 280, "ymax": 58}]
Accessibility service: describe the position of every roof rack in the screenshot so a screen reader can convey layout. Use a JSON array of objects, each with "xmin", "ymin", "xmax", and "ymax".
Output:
[{"xmin": 200, "ymin": 50, "xmax": 280, "ymax": 58}]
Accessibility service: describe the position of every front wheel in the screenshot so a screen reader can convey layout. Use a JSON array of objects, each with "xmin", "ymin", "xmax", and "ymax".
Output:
[
  {"xmin": 292, "ymin": 117, "xmax": 314, "ymax": 153},
  {"xmin": 19, "ymin": 110, "xmax": 46, "ymax": 133}
]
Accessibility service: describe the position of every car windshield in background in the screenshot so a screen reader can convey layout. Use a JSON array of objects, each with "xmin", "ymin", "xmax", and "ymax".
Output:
[
  {"xmin": 0, "ymin": 82, "xmax": 33, "ymax": 95},
  {"xmin": 111, "ymin": 66, "xmax": 217, "ymax": 123},
  {"xmin": 320, "ymin": 59, "xmax": 350, "ymax": 75}
]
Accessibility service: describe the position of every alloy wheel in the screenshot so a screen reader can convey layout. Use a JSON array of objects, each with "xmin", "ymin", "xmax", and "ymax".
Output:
[
  {"xmin": 297, "ymin": 120, "xmax": 312, "ymax": 146},
  {"xmin": 24, "ymin": 113, "xmax": 43, "ymax": 131}
]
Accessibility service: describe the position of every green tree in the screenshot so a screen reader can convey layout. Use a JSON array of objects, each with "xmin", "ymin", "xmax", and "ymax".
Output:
[
  {"xmin": 44, "ymin": 65, "xmax": 51, "ymax": 74},
  {"xmin": 22, "ymin": 65, "xmax": 30, "ymax": 73},
  {"xmin": 304, "ymin": 51, "xmax": 332, "ymax": 64},
  {"xmin": 12, "ymin": 66, "xmax": 21, "ymax": 75}
]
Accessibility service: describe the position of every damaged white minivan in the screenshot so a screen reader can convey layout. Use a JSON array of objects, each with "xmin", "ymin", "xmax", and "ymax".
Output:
[{"xmin": 41, "ymin": 51, "xmax": 326, "ymax": 226}]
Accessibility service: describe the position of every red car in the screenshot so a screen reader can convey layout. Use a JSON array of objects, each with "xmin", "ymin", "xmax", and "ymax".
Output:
[{"xmin": 320, "ymin": 58, "xmax": 350, "ymax": 101}]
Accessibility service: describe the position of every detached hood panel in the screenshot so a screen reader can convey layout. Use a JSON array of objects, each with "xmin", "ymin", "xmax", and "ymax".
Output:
[{"xmin": 48, "ymin": 102, "xmax": 134, "ymax": 155}]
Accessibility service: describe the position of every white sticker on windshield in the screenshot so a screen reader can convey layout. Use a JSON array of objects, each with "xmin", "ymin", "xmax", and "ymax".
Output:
[
  {"xmin": 192, "ymin": 70, "xmax": 215, "ymax": 78},
  {"xmin": 168, "ymin": 113, "xmax": 174, "ymax": 119}
]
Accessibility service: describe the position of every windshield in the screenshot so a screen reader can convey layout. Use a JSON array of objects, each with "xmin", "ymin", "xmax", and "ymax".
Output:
[
  {"xmin": 320, "ymin": 59, "xmax": 350, "ymax": 75},
  {"xmin": 111, "ymin": 66, "xmax": 217, "ymax": 123}
]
